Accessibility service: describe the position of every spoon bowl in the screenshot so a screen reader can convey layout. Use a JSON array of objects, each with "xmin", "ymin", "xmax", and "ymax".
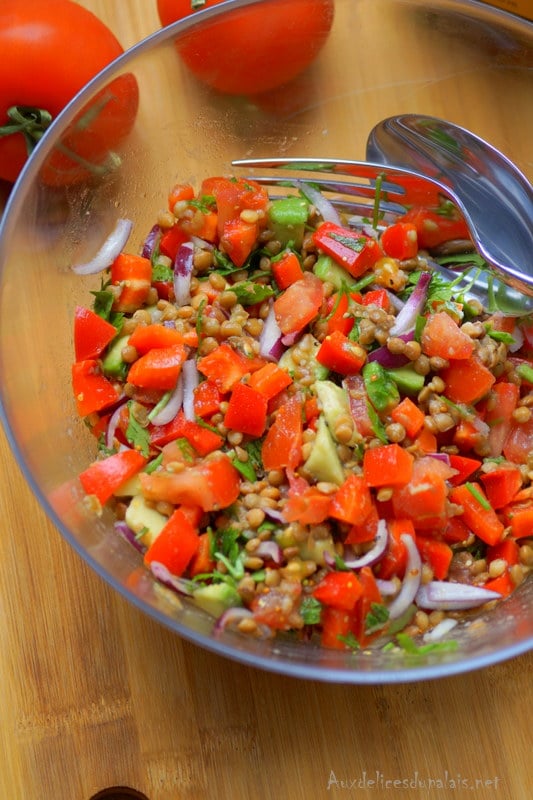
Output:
[{"xmin": 366, "ymin": 114, "xmax": 533, "ymax": 299}]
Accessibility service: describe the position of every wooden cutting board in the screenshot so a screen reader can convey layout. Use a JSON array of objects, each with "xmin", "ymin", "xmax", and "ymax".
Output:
[{"xmin": 0, "ymin": 3, "xmax": 531, "ymax": 799}]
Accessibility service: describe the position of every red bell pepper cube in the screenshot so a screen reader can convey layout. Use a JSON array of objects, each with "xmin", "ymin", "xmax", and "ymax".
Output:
[
  {"xmin": 507, "ymin": 504, "xmax": 533, "ymax": 539},
  {"xmin": 415, "ymin": 536, "xmax": 453, "ymax": 580},
  {"xmin": 193, "ymin": 380, "xmax": 223, "ymax": 418},
  {"xmin": 398, "ymin": 206, "xmax": 470, "ymax": 250},
  {"xmin": 316, "ymin": 330, "xmax": 367, "ymax": 375},
  {"xmin": 271, "ymin": 250, "xmax": 304, "ymax": 289},
  {"xmin": 189, "ymin": 531, "xmax": 215, "ymax": 577},
  {"xmin": 248, "ymin": 362, "xmax": 293, "ymax": 400},
  {"xmin": 127, "ymin": 344, "xmax": 187, "ymax": 390},
  {"xmin": 380, "ymin": 221, "xmax": 418, "ymax": 260},
  {"xmin": 448, "ymin": 454, "xmax": 482, "ymax": 486},
  {"xmin": 345, "ymin": 505, "xmax": 381, "ymax": 545},
  {"xmin": 361, "ymin": 288, "xmax": 390, "ymax": 311},
  {"xmin": 329, "ymin": 474, "xmax": 373, "ymax": 526},
  {"xmin": 79, "ymin": 449, "xmax": 147, "ymax": 505},
  {"xmin": 483, "ymin": 570, "xmax": 515, "ymax": 598},
  {"xmin": 150, "ymin": 410, "xmax": 224, "ymax": 454},
  {"xmin": 74, "ymin": 306, "xmax": 117, "ymax": 362},
  {"xmin": 167, "ymin": 182, "xmax": 195, "ymax": 211},
  {"xmin": 480, "ymin": 467, "xmax": 522, "ymax": 509},
  {"xmin": 363, "ymin": 443, "xmax": 414, "ymax": 487},
  {"xmin": 351, "ymin": 566, "xmax": 384, "ymax": 647},
  {"xmin": 375, "ymin": 519, "xmax": 413, "ymax": 580},
  {"xmin": 312, "ymin": 221, "xmax": 383, "ymax": 278},
  {"xmin": 144, "ymin": 507, "xmax": 200, "ymax": 577},
  {"xmin": 313, "ymin": 571, "xmax": 363, "ymax": 612},
  {"xmin": 320, "ymin": 607, "xmax": 353, "ymax": 650},
  {"xmin": 72, "ymin": 359, "xmax": 120, "ymax": 417},
  {"xmin": 220, "ymin": 217, "xmax": 259, "ymax": 268},
  {"xmin": 448, "ymin": 483, "xmax": 504, "ymax": 546},
  {"xmin": 224, "ymin": 381, "xmax": 268, "ymax": 437},
  {"xmin": 486, "ymin": 537, "xmax": 519, "ymax": 567},
  {"xmin": 390, "ymin": 396, "xmax": 425, "ymax": 439},
  {"xmin": 128, "ymin": 323, "xmax": 188, "ymax": 354},
  {"xmin": 159, "ymin": 223, "xmax": 189, "ymax": 260}
]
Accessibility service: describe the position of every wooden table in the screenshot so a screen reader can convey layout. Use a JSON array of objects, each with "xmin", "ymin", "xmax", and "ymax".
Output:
[{"xmin": 0, "ymin": 3, "xmax": 531, "ymax": 799}]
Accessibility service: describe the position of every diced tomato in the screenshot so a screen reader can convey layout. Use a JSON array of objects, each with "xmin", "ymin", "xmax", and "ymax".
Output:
[
  {"xmin": 441, "ymin": 356, "xmax": 495, "ymax": 404},
  {"xmin": 330, "ymin": 474, "xmax": 373, "ymax": 526},
  {"xmin": 376, "ymin": 519, "xmax": 413, "ymax": 580},
  {"xmin": 442, "ymin": 515, "xmax": 471, "ymax": 544},
  {"xmin": 363, "ymin": 444, "xmax": 414, "ymax": 488},
  {"xmin": 316, "ymin": 330, "xmax": 367, "ymax": 375},
  {"xmin": 79, "ymin": 449, "xmax": 147, "ymax": 505},
  {"xmin": 392, "ymin": 456, "xmax": 455, "ymax": 529},
  {"xmin": 485, "ymin": 382, "xmax": 520, "ymax": 457},
  {"xmin": 313, "ymin": 571, "xmax": 363, "ymax": 612},
  {"xmin": 220, "ymin": 217, "xmax": 259, "ymax": 267},
  {"xmin": 344, "ymin": 375, "xmax": 374, "ymax": 438},
  {"xmin": 262, "ymin": 395, "xmax": 303, "ymax": 471},
  {"xmin": 72, "ymin": 359, "xmax": 120, "ymax": 416},
  {"xmin": 167, "ymin": 182, "xmax": 195, "ymax": 211},
  {"xmin": 273, "ymin": 272, "xmax": 324, "ymax": 335},
  {"xmin": 250, "ymin": 582, "xmax": 302, "ymax": 631},
  {"xmin": 200, "ymin": 176, "xmax": 269, "ymax": 238},
  {"xmin": 345, "ymin": 505, "xmax": 380, "ymax": 544},
  {"xmin": 421, "ymin": 311, "xmax": 474, "ymax": 360},
  {"xmin": 502, "ymin": 416, "xmax": 533, "ymax": 464},
  {"xmin": 224, "ymin": 381, "xmax": 268, "ymax": 437},
  {"xmin": 74, "ymin": 306, "xmax": 117, "ymax": 362},
  {"xmin": 140, "ymin": 454, "xmax": 240, "ymax": 511},
  {"xmin": 380, "ymin": 221, "xmax": 418, "ymax": 260},
  {"xmin": 313, "ymin": 221, "xmax": 383, "ymax": 277},
  {"xmin": 110, "ymin": 252, "xmax": 152, "ymax": 312},
  {"xmin": 144, "ymin": 507, "xmax": 200, "ymax": 577},
  {"xmin": 197, "ymin": 343, "xmax": 263, "ymax": 393},
  {"xmin": 283, "ymin": 487, "xmax": 332, "ymax": 526}
]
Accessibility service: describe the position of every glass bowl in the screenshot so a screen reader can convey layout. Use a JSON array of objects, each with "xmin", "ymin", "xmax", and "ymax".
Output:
[{"xmin": 1, "ymin": 0, "xmax": 532, "ymax": 683}]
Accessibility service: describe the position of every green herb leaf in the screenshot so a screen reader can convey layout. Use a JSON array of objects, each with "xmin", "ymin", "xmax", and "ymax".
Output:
[
  {"xmin": 230, "ymin": 456, "xmax": 257, "ymax": 482},
  {"xmin": 152, "ymin": 260, "xmax": 173, "ymax": 283},
  {"xmin": 485, "ymin": 326, "xmax": 515, "ymax": 345},
  {"xmin": 337, "ymin": 632, "xmax": 360, "ymax": 650},
  {"xmin": 300, "ymin": 596, "xmax": 323, "ymax": 625},
  {"xmin": 395, "ymin": 632, "xmax": 458, "ymax": 655},
  {"xmin": 125, "ymin": 403, "xmax": 150, "ymax": 457},
  {"xmin": 366, "ymin": 400, "xmax": 388, "ymax": 444},
  {"xmin": 517, "ymin": 363, "xmax": 533, "ymax": 384},
  {"xmin": 228, "ymin": 281, "xmax": 275, "ymax": 306},
  {"xmin": 365, "ymin": 602, "xmax": 390, "ymax": 634},
  {"xmin": 145, "ymin": 452, "xmax": 163, "ymax": 474}
]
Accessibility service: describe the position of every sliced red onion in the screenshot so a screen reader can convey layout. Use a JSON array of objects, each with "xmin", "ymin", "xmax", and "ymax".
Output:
[
  {"xmin": 422, "ymin": 617, "xmax": 458, "ymax": 642},
  {"xmin": 254, "ymin": 540, "xmax": 283, "ymax": 565},
  {"xmin": 416, "ymin": 581, "xmax": 502, "ymax": 611},
  {"xmin": 262, "ymin": 507, "xmax": 287, "ymax": 523},
  {"xmin": 376, "ymin": 579, "xmax": 399, "ymax": 597},
  {"xmin": 182, "ymin": 358, "xmax": 199, "ymax": 421},
  {"xmin": 361, "ymin": 223, "xmax": 380, "ymax": 240},
  {"xmin": 281, "ymin": 329, "xmax": 302, "ymax": 347},
  {"xmin": 387, "ymin": 533, "xmax": 422, "ymax": 620},
  {"xmin": 259, "ymin": 301, "xmax": 285, "ymax": 360},
  {"xmin": 114, "ymin": 521, "xmax": 144, "ymax": 553},
  {"xmin": 367, "ymin": 348, "xmax": 409, "ymax": 369},
  {"xmin": 173, "ymin": 242, "xmax": 194, "ymax": 306},
  {"xmin": 389, "ymin": 270, "xmax": 431, "ymax": 336},
  {"xmin": 72, "ymin": 218, "xmax": 133, "ymax": 275},
  {"xmin": 150, "ymin": 561, "xmax": 194, "ymax": 596},
  {"xmin": 428, "ymin": 452, "xmax": 451, "ymax": 466},
  {"xmin": 294, "ymin": 180, "xmax": 341, "ymax": 225},
  {"xmin": 342, "ymin": 518, "xmax": 389, "ymax": 569},
  {"xmin": 150, "ymin": 376, "xmax": 183, "ymax": 426},
  {"xmin": 384, "ymin": 290, "xmax": 405, "ymax": 312},
  {"xmin": 190, "ymin": 235, "xmax": 214, "ymax": 251},
  {"xmin": 213, "ymin": 606, "xmax": 274, "ymax": 639},
  {"xmin": 508, "ymin": 325, "xmax": 524, "ymax": 353},
  {"xmin": 142, "ymin": 224, "xmax": 162, "ymax": 259},
  {"xmin": 105, "ymin": 397, "xmax": 128, "ymax": 450}
]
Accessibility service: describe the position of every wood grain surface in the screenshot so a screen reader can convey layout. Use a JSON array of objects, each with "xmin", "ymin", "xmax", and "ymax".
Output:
[{"xmin": 0, "ymin": 2, "xmax": 531, "ymax": 799}]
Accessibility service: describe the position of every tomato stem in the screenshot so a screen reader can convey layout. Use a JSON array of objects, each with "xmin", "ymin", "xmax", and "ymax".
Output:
[{"xmin": 0, "ymin": 106, "xmax": 53, "ymax": 154}]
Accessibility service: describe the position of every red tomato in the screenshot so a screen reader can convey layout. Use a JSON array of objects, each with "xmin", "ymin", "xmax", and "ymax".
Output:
[
  {"xmin": 0, "ymin": 0, "xmax": 138, "ymax": 184},
  {"xmin": 156, "ymin": 0, "xmax": 335, "ymax": 95},
  {"xmin": 273, "ymin": 272, "xmax": 324, "ymax": 335}
]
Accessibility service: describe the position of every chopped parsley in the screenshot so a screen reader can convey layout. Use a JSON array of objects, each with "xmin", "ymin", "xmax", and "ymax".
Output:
[{"xmin": 300, "ymin": 596, "xmax": 323, "ymax": 625}]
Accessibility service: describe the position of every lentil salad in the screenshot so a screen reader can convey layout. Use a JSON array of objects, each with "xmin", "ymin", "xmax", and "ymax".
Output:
[{"xmin": 72, "ymin": 174, "xmax": 533, "ymax": 653}]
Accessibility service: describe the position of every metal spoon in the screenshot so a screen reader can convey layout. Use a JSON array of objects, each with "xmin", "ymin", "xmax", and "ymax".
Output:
[{"xmin": 366, "ymin": 114, "xmax": 533, "ymax": 307}]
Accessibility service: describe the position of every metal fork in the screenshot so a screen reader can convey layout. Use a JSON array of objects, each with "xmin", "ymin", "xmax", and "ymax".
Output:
[{"xmin": 232, "ymin": 157, "xmax": 532, "ymax": 314}]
